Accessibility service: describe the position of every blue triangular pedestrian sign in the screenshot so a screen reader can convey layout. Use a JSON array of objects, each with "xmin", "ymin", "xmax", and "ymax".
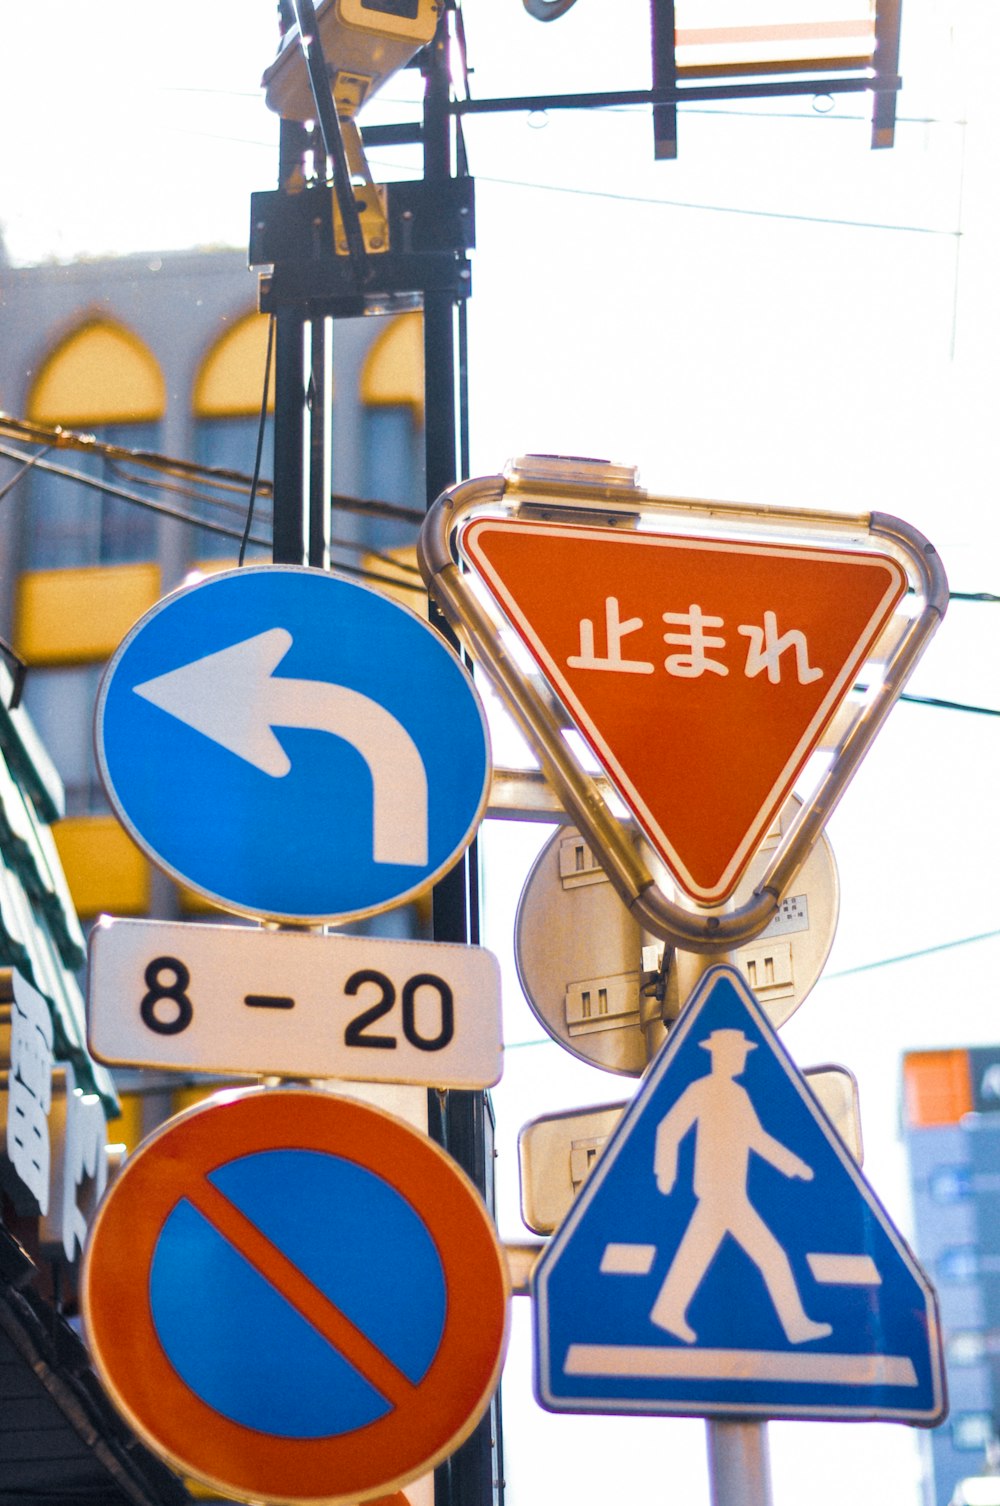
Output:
[{"xmin": 532, "ymin": 965, "xmax": 946, "ymax": 1424}]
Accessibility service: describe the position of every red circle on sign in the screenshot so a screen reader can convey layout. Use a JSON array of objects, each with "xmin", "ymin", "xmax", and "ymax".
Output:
[{"xmin": 82, "ymin": 1088, "xmax": 509, "ymax": 1505}]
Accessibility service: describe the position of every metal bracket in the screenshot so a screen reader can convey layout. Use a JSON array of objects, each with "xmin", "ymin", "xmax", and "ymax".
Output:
[
  {"xmin": 251, "ymin": 175, "xmax": 475, "ymax": 316},
  {"xmin": 289, "ymin": 0, "xmax": 369, "ymax": 287},
  {"xmin": 333, "ymin": 119, "xmax": 389, "ymax": 257}
]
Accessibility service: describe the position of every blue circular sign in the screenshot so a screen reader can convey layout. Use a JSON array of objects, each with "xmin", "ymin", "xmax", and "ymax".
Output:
[
  {"xmin": 96, "ymin": 566, "xmax": 491, "ymax": 922},
  {"xmin": 149, "ymin": 1148, "xmax": 447, "ymax": 1438}
]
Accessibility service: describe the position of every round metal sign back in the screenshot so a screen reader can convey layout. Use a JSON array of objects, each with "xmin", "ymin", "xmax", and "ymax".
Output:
[{"xmin": 515, "ymin": 795, "xmax": 839, "ymax": 1077}]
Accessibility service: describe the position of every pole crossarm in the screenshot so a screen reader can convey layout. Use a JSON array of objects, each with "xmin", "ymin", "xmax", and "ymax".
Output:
[{"xmin": 452, "ymin": 74, "xmax": 901, "ymax": 118}]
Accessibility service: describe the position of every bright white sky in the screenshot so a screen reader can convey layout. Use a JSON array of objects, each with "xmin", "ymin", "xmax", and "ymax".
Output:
[{"xmin": 3, "ymin": 4, "xmax": 1000, "ymax": 1505}]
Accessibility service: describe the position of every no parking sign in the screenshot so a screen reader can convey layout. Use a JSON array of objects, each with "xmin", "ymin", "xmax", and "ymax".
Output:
[{"xmin": 82, "ymin": 1089, "xmax": 509, "ymax": 1505}]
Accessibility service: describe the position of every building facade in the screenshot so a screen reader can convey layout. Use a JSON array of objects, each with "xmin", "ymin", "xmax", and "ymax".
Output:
[
  {"xmin": 0, "ymin": 245, "xmax": 428, "ymax": 1501},
  {"xmin": 903, "ymin": 1048, "xmax": 1000, "ymax": 1506},
  {"xmin": 0, "ymin": 247, "xmax": 426, "ymax": 931}
]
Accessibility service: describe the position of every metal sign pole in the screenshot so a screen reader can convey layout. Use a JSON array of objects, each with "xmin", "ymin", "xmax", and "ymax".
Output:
[
  {"xmin": 689, "ymin": 951, "xmax": 774, "ymax": 1506},
  {"xmin": 660, "ymin": 942, "xmax": 774, "ymax": 1506},
  {"xmin": 271, "ymin": 15, "xmax": 308, "ymax": 568},
  {"xmin": 272, "ymin": 299, "xmax": 306, "ymax": 566},
  {"xmin": 306, "ymin": 311, "xmax": 331, "ymax": 571},
  {"xmin": 422, "ymin": 16, "xmax": 501, "ymax": 1506},
  {"xmin": 257, "ymin": 9, "xmax": 497, "ymax": 1497},
  {"xmin": 707, "ymin": 1419, "xmax": 774, "ymax": 1506}
]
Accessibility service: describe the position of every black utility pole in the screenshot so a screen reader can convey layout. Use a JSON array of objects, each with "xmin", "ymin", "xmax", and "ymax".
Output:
[
  {"xmin": 271, "ymin": 115, "xmax": 308, "ymax": 568},
  {"xmin": 253, "ymin": 6, "xmax": 500, "ymax": 1504},
  {"xmin": 421, "ymin": 17, "xmax": 502, "ymax": 1506}
]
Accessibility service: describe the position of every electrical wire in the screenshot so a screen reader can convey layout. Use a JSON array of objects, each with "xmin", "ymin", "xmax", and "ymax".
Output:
[
  {"xmin": 460, "ymin": 170, "xmax": 962, "ymax": 239},
  {"xmin": 359, "ymin": 139, "xmax": 962, "ymax": 238},
  {"xmin": 0, "ymin": 443, "xmax": 55, "ymax": 504},
  {"xmin": 0, "ymin": 441, "xmax": 271, "ymax": 548},
  {"xmin": 1, "ymin": 430, "xmax": 995, "ymax": 1001},
  {"xmin": 239, "ymin": 311, "xmax": 275, "ymax": 567},
  {"xmin": 898, "ymin": 692, "xmax": 1000, "ymax": 718},
  {"xmin": 0, "ymin": 422, "xmax": 995, "ymax": 691},
  {"xmin": 824, "ymin": 927, "xmax": 1000, "ymax": 982},
  {"xmin": 620, "ymin": 103, "xmax": 966, "ymax": 128},
  {"xmin": 0, "ymin": 440, "xmax": 427, "ymax": 596},
  {"xmin": 0, "ymin": 414, "xmax": 427, "ymax": 524},
  {"xmin": 504, "ymin": 927, "xmax": 1000, "ymax": 1051},
  {"xmin": 0, "ymin": 412, "xmax": 279, "ymax": 496},
  {"xmin": 107, "ymin": 460, "xmax": 271, "ymax": 522}
]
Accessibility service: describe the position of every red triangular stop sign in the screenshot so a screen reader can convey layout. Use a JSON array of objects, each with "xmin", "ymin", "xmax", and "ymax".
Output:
[{"xmin": 461, "ymin": 517, "xmax": 907, "ymax": 905}]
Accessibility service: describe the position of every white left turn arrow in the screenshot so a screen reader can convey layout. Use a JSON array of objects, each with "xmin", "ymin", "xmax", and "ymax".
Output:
[{"xmin": 133, "ymin": 627, "xmax": 429, "ymax": 867}]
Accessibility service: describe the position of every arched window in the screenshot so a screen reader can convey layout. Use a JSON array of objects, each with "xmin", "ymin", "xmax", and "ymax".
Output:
[
  {"xmin": 26, "ymin": 319, "xmax": 165, "ymax": 568},
  {"xmin": 191, "ymin": 310, "xmax": 275, "ymax": 560},
  {"xmin": 360, "ymin": 311, "xmax": 425, "ymax": 552}
]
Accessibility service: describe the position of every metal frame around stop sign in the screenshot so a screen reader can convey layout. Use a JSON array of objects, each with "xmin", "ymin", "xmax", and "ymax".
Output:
[{"xmin": 418, "ymin": 456, "xmax": 948, "ymax": 952}]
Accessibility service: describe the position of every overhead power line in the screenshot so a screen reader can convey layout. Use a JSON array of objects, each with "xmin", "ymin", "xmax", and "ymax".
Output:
[
  {"xmin": 0, "ymin": 426, "xmax": 427, "ymax": 596},
  {"xmin": 467, "ymin": 171, "xmax": 961, "ymax": 239},
  {"xmin": 825, "ymin": 928, "xmax": 1000, "ymax": 981},
  {"xmin": 0, "ymin": 413, "xmax": 426, "ymax": 528},
  {"xmin": 362, "ymin": 139, "xmax": 962, "ymax": 238},
  {"xmin": 0, "ymin": 417, "xmax": 995, "ymax": 673},
  {"xmin": 0, "ymin": 440, "xmax": 272, "ymax": 549},
  {"xmin": 0, "ymin": 413, "xmax": 275, "ymax": 497},
  {"xmin": 898, "ymin": 691, "xmax": 1000, "ymax": 718},
  {"xmin": 505, "ymin": 927, "xmax": 1000, "ymax": 1051}
]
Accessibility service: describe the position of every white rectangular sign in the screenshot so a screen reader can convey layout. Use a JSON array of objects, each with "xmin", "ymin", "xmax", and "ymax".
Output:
[{"xmin": 87, "ymin": 918, "xmax": 503, "ymax": 1089}]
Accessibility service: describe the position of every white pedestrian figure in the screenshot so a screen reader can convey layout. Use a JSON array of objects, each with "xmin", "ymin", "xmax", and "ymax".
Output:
[{"xmin": 650, "ymin": 1028, "xmax": 832, "ymax": 1346}]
